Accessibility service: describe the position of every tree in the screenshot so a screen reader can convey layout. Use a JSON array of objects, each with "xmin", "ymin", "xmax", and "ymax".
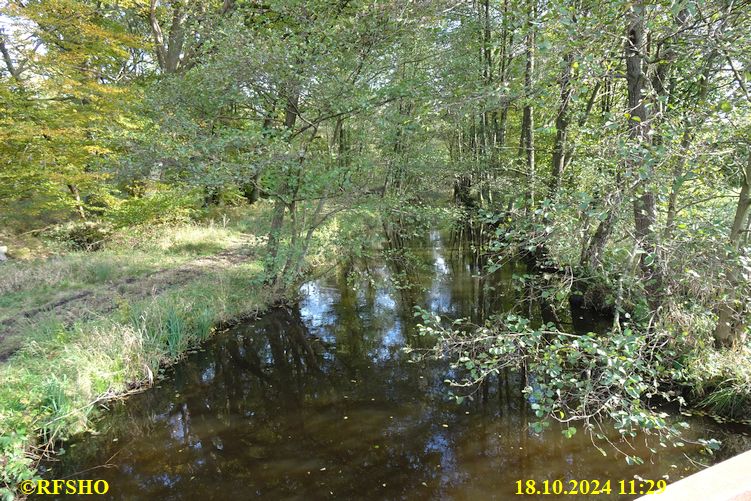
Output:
[
  {"xmin": 0, "ymin": 0, "xmax": 142, "ymax": 226},
  {"xmin": 625, "ymin": 0, "xmax": 662, "ymax": 310}
]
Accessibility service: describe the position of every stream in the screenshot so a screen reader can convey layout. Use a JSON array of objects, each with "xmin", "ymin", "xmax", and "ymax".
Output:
[{"xmin": 43, "ymin": 230, "xmax": 751, "ymax": 500}]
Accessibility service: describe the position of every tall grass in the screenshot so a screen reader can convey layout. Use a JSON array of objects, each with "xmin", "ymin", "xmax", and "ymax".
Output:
[{"xmin": 685, "ymin": 345, "xmax": 751, "ymax": 420}]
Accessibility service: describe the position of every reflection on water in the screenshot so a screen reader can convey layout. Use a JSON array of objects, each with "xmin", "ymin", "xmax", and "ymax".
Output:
[{"xmin": 45, "ymin": 231, "xmax": 750, "ymax": 500}]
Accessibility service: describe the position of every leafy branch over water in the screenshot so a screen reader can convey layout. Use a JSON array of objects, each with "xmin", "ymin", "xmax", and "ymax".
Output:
[{"xmin": 406, "ymin": 307, "xmax": 721, "ymax": 464}]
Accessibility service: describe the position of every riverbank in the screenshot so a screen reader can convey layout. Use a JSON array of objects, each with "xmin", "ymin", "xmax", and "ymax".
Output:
[
  {"xmin": 465, "ymin": 210, "xmax": 751, "ymax": 428},
  {"xmin": 0, "ymin": 207, "xmax": 293, "ymax": 499}
]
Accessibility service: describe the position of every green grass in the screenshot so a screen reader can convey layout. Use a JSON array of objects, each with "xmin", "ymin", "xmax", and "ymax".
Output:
[
  {"xmin": 685, "ymin": 346, "xmax": 751, "ymax": 421},
  {"xmin": 0, "ymin": 223, "xmax": 244, "ymax": 324},
  {"xmin": 0, "ymin": 259, "xmax": 274, "ymax": 499},
  {"xmin": 0, "ymin": 207, "xmax": 279, "ymax": 499}
]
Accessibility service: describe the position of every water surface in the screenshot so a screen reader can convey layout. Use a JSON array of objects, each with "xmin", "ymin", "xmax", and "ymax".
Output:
[{"xmin": 46, "ymin": 231, "xmax": 751, "ymax": 500}]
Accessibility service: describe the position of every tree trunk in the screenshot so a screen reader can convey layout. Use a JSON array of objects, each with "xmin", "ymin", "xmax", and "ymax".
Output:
[
  {"xmin": 549, "ymin": 52, "xmax": 572, "ymax": 200},
  {"xmin": 521, "ymin": 1, "xmax": 536, "ymax": 210},
  {"xmin": 580, "ymin": 178, "xmax": 624, "ymax": 270},
  {"xmin": 714, "ymin": 151, "xmax": 751, "ymax": 347},
  {"xmin": 264, "ymin": 89, "xmax": 299, "ymax": 284},
  {"xmin": 242, "ymin": 174, "xmax": 260, "ymax": 204},
  {"xmin": 67, "ymin": 184, "xmax": 86, "ymax": 221},
  {"xmin": 625, "ymin": 0, "xmax": 662, "ymax": 311}
]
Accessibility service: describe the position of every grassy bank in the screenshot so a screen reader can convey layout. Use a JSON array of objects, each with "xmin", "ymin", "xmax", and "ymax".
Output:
[
  {"xmin": 0, "ymin": 224, "xmax": 257, "ymax": 355},
  {"xmin": 684, "ymin": 346, "xmax": 751, "ymax": 421},
  {"xmin": 0, "ymin": 208, "xmax": 284, "ymax": 499}
]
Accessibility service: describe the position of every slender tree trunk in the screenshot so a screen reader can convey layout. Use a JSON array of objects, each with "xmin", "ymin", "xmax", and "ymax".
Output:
[
  {"xmin": 265, "ymin": 89, "xmax": 299, "ymax": 284},
  {"xmin": 714, "ymin": 151, "xmax": 751, "ymax": 347},
  {"xmin": 580, "ymin": 177, "xmax": 624, "ymax": 270},
  {"xmin": 290, "ymin": 198, "xmax": 326, "ymax": 280},
  {"xmin": 580, "ymin": 16, "xmax": 649, "ymax": 272},
  {"xmin": 549, "ymin": 52, "xmax": 572, "ymax": 200},
  {"xmin": 728, "ymin": 154, "xmax": 751, "ymax": 254},
  {"xmin": 67, "ymin": 184, "xmax": 86, "ymax": 221},
  {"xmin": 625, "ymin": 0, "xmax": 662, "ymax": 310},
  {"xmin": 601, "ymin": 77, "xmax": 613, "ymax": 113},
  {"xmin": 481, "ymin": 0, "xmax": 493, "ymax": 205},
  {"xmin": 579, "ymin": 81, "xmax": 601, "ymax": 127},
  {"xmin": 521, "ymin": 1, "xmax": 536, "ymax": 210},
  {"xmin": 493, "ymin": 0, "xmax": 512, "ymax": 191}
]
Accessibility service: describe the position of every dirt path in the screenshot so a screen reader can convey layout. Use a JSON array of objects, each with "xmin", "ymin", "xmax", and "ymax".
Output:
[{"xmin": 0, "ymin": 245, "xmax": 256, "ymax": 361}]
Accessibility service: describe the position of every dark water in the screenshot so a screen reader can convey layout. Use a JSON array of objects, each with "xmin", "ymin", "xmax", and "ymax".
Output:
[{"xmin": 44, "ymin": 231, "xmax": 750, "ymax": 500}]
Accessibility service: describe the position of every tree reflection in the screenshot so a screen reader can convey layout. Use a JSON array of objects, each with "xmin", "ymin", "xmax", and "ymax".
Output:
[{"xmin": 49, "ymin": 231, "xmax": 749, "ymax": 500}]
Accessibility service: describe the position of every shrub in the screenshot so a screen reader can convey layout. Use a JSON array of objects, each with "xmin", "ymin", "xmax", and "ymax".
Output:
[
  {"xmin": 44, "ymin": 222, "xmax": 114, "ymax": 252},
  {"xmin": 105, "ymin": 189, "xmax": 201, "ymax": 229},
  {"xmin": 685, "ymin": 346, "xmax": 751, "ymax": 420}
]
